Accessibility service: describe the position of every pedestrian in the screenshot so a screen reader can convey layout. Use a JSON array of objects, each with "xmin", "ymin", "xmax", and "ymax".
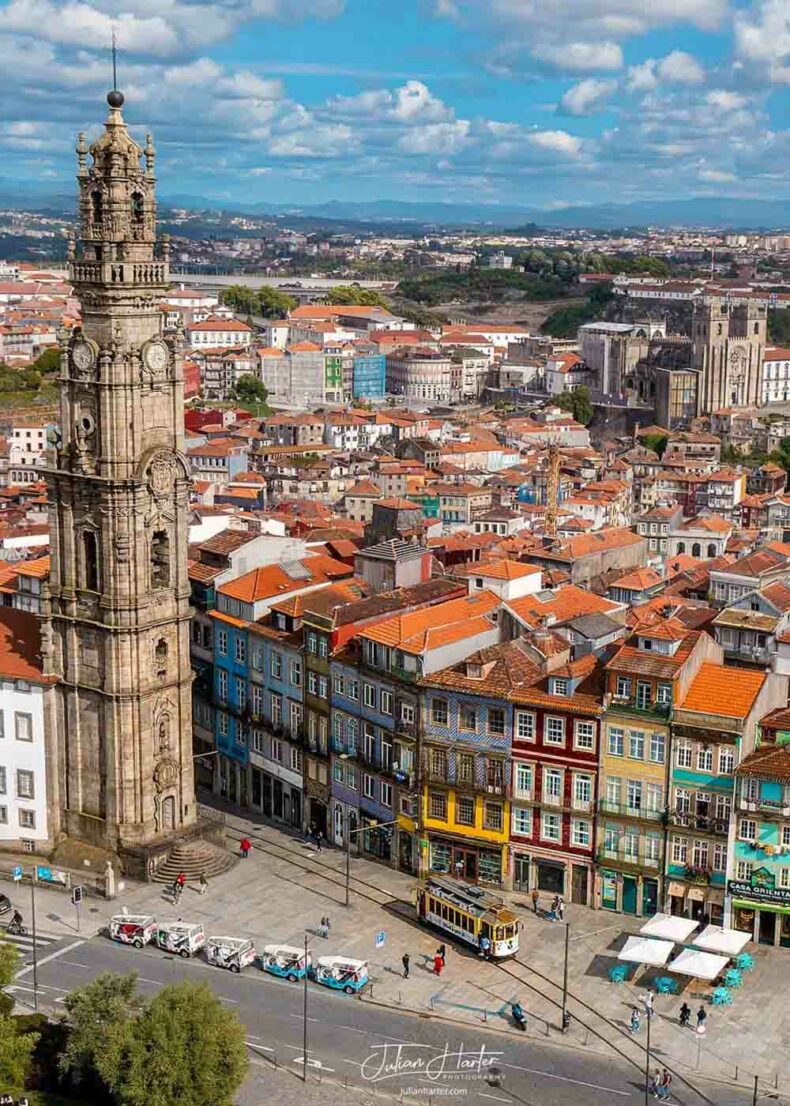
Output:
[
  {"xmin": 433, "ymin": 952, "xmax": 443, "ymax": 975},
  {"xmin": 198, "ymin": 871, "xmax": 208, "ymax": 896},
  {"xmin": 319, "ymin": 915, "xmax": 328, "ymax": 939},
  {"xmin": 696, "ymin": 1005, "xmax": 707, "ymax": 1034},
  {"xmin": 402, "ymin": 953, "xmax": 410, "ymax": 979},
  {"xmin": 557, "ymin": 895, "xmax": 565, "ymax": 922},
  {"xmin": 240, "ymin": 837, "xmax": 251, "ymax": 859},
  {"xmin": 308, "ymin": 821, "xmax": 316, "ymax": 845},
  {"xmin": 531, "ymin": 888, "xmax": 539, "ymax": 914},
  {"xmin": 479, "ymin": 934, "xmax": 491, "ymax": 959},
  {"xmin": 658, "ymin": 1069, "xmax": 672, "ymax": 1101},
  {"xmin": 630, "ymin": 1007, "xmax": 641, "ymax": 1034},
  {"xmin": 454, "ymin": 858, "xmax": 464, "ymax": 879},
  {"xmin": 650, "ymin": 1067, "xmax": 662, "ymax": 1099},
  {"xmin": 316, "ymin": 831, "xmax": 323, "ymax": 853},
  {"xmin": 325, "ymin": 915, "xmax": 331, "ymax": 937},
  {"xmin": 679, "ymin": 1002, "xmax": 691, "ymax": 1028},
  {"xmin": 438, "ymin": 943, "xmax": 446, "ymax": 967},
  {"xmin": 643, "ymin": 990, "xmax": 655, "ymax": 1018},
  {"xmin": 549, "ymin": 895, "xmax": 559, "ymax": 922}
]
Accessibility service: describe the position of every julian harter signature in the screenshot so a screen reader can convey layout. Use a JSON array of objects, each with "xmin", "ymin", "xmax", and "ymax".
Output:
[{"xmin": 361, "ymin": 1042, "xmax": 503, "ymax": 1084}]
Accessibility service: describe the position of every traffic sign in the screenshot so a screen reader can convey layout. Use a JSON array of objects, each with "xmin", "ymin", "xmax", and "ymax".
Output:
[
  {"xmin": 375, "ymin": 930, "xmax": 385, "ymax": 948},
  {"xmin": 71, "ymin": 886, "xmax": 83, "ymax": 906},
  {"xmin": 12, "ymin": 866, "xmax": 22, "ymax": 882}
]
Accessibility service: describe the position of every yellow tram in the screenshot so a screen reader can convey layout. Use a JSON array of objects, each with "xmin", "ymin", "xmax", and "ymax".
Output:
[{"xmin": 416, "ymin": 876, "xmax": 519, "ymax": 958}]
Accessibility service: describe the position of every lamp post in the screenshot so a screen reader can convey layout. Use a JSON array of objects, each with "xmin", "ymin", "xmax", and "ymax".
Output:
[
  {"xmin": 644, "ymin": 1007, "xmax": 652, "ymax": 1106},
  {"xmin": 561, "ymin": 922, "xmax": 570, "ymax": 1032},
  {"xmin": 344, "ymin": 816, "xmax": 400, "ymax": 907},
  {"xmin": 303, "ymin": 931, "xmax": 309, "ymax": 1083},
  {"xmin": 30, "ymin": 871, "xmax": 38, "ymax": 1013}
]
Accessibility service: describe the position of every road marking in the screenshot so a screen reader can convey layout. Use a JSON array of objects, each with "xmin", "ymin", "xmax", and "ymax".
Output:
[
  {"xmin": 336, "ymin": 1024, "xmax": 369, "ymax": 1034},
  {"xmin": 478, "ymin": 1095, "xmax": 509, "ymax": 1103},
  {"xmin": 246, "ymin": 1040, "xmax": 274, "ymax": 1053},
  {"xmin": 502, "ymin": 1063, "xmax": 630, "ymax": 1096},
  {"xmin": 290, "ymin": 1013, "xmax": 319, "ymax": 1023},
  {"xmin": 136, "ymin": 977, "xmax": 165, "ymax": 987},
  {"xmin": 16, "ymin": 940, "xmax": 85, "ymax": 978},
  {"xmin": 292, "ymin": 1056, "xmax": 335, "ymax": 1072}
]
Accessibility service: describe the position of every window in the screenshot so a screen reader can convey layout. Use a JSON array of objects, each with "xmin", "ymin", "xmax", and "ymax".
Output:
[
  {"xmin": 648, "ymin": 733, "xmax": 666, "ymax": 764},
  {"xmin": 218, "ymin": 712, "xmax": 228, "ymax": 736},
  {"xmin": 270, "ymin": 652, "xmax": 282, "ymax": 679},
  {"xmin": 739, "ymin": 818, "xmax": 757, "ymax": 842},
  {"xmin": 515, "ymin": 711, "xmax": 536, "ymax": 741},
  {"xmin": 628, "ymin": 731, "xmax": 645, "ymax": 760},
  {"xmin": 290, "ymin": 702, "xmax": 302, "ymax": 735},
  {"xmin": 645, "ymin": 834, "xmax": 661, "ymax": 863},
  {"xmin": 318, "ymin": 676, "xmax": 328, "ymax": 700},
  {"xmin": 347, "ymin": 679, "xmax": 359, "ymax": 702},
  {"xmin": 290, "ymin": 660, "xmax": 302, "ymax": 687},
  {"xmin": 307, "ymin": 672, "xmax": 318, "ymax": 695},
  {"xmin": 553, "ymin": 678, "xmax": 568, "ymax": 696},
  {"xmin": 692, "ymin": 840, "xmax": 709, "ymax": 869},
  {"xmin": 656, "ymin": 683, "xmax": 672, "ymax": 705},
  {"xmin": 235, "ymin": 677, "xmax": 246, "ymax": 712},
  {"xmin": 252, "ymin": 729, "xmax": 264, "ymax": 754},
  {"xmin": 401, "ymin": 703, "xmax": 414, "ymax": 725},
  {"xmin": 719, "ymin": 747, "xmax": 735, "ymax": 775},
  {"xmin": 428, "ymin": 792, "xmax": 447, "ymax": 820},
  {"xmin": 676, "ymin": 743, "xmax": 692, "ymax": 769},
  {"xmin": 82, "ymin": 529, "xmax": 99, "ymax": 591},
  {"xmin": 543, "ymin": 767, "xmax": 562, "ymax": 801},
  {"xmin": 234, "ymin": 637, "xmax": 245, "ymax": 664},
  {"xmin": 782, "ymin": 825, "xmax": 790, "ymax": 848},
  {"xmin": 319, "ymin": 638, "xmax": 328, "ymax": 659},
  {"xmin": 545, "ymin": 717, "xmax": 565, "ymax": 746},
  {"xmin": 270, "ymin": 737, "xmax": 282, "ymax": 762},
  {"xmin": 16, "ymin": 770, "xmax": 34, "ymax": 799},
  {"xmin": 271, "ymin": 694, "xmax": 282, "ymax": 728},
  {"xmin": 623, "ymin": 830, "xmax": 639, "ymax": 859},
  {"xmin": 430, "ymin": 748, "xmax": 448, "ymax": 779},
  {"xmin": 217, "ymin": 669, "xmax": 228, "ymax": 701},
  {"xmin": 571, "ymin": 819, "xmax": 590, "ymax": 847},
  {"xmin": 627, "ymin": 779, "xmax": 642, "ymax": 811},
  {"xmin": 573, "ymin": 774, "xmax": 592, "ymax": 807},
  {"xmin": 217, "ymin": 629, "xmax": 228, "ymax": 657},
  {"xmin": 484, "ymin": 802, "xmax": 503, "ymax": 831},
  {"xmin": 697, "ymin": 746, "xmax": 713, "ymax": 772},
  {"xmin": 713, "ymin": 842, "xmax": 727, "ymax": 872},
  {"xmin": 380, "ymin": 781, "xmax": 392, "ymax": 808},
  {"xmin": 363, "ymin": 684, "xmax": 376, "ymax": 708},
  {"xmin": 715, "ymin": 793, "xmax": 731, "ymax": 821},
  {"xmin": 456, "ymin": 796, "xmax": 475, "ymax": 825},
  {"xmin": 363, "ymin": 774, "xmax": 375, "ymax": 799},
  {"xmin": 460, "ymin": 704, "xmax": 477, "ymax": 731},
  {"xmin": 307, "ymin": 632, "xmax": 318, "ymax": 655},
  {"xmin": 514, "ymin": 762, "xmax": 532, "ymax": 798},
  {"xmin": 381, "ymin": 738, "xmax": 392, "ymax": 771},
  {"xmin": 574, "ymin": 720, "xmax": 595, "ymax": 750},
  {"xmin": 512, "ymin": 806, "xmax": 532, "ymax": 835},
  {"xmin": 18, "ymin": 809, "xmax": 35, "ymax": 830},
  {"xmin": 780, "ymin": 868, "xmax": 790, "ymax": 890},
  {"xmin": 615, "ymin": 676, "xmax": 631, "ymax": 698},
  {"xmin": 333, "ymin": 761, "xmax": 343, "ymax": 783},
  {"xmin": 608, "ymin": 727, "xmax": 624, "ymax": 757},
  {"xmin": 150, "ymin": 530, "xmax": 170, "ymax": 589},
  {"xmin": 14, "ymin": 713, "xmax": 32, "ymax": 743},
  {"xmin": 604, "ymin": 825, "xmax": 620, "ymax": 854},
  {"xmin": 646, "ymin": 783, "xmax": 663, "ymax": 812},
  {"xmin": 487, "ymin": 707, "xmax": 505, "ymax": 735},
  {"xmin": 736, "ymin": 860, "xmax": 752, "ymax": 881},
  {"xmin": 670, "ymin": 836, "xmax": 687, "ymax": 865},
  {"xmin": 457, "ymin": 753, "xmax": 475, "ymax": 786},
  {"xmin": 541, "ymin": 812, "xmax": 561, "ymax": 841},
  {"xmin": 380, "ymin": 690, "xmax": 393, "ymax": 716},
  {"xmin": 431, "ymin": 698, "xmax": 448, "ymax": 725},
  {"xmin": 347, "ymin": 766, "xmax": 357, "ymax": 789},
  {"xmin": 635, "ymin": 681, "xmax": 651, "ymax": 709},
  {"xmin": 0, "ymin": 807, "xmax": 6, "ymax": 825}
]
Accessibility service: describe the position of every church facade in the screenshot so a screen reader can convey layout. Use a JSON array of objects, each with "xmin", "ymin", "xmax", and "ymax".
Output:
[{"xmin": 42, "ymin": 89, "xmax": 196, "ymax": 850}]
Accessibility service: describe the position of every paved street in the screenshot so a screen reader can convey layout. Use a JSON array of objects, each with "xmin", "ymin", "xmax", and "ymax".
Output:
[{"xmin": 18, "ymin": 934, "xmax": 777, "ymax": 1106}]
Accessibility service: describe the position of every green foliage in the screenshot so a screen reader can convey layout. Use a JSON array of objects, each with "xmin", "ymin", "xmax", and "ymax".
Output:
[
  {"xmin": 541, "ymin": 285, "xmax": 615, "ymax": 339},
  {"xmin": 582, "ymin": 253, "xmax": 670, "ymax": 278},
  {"xmin": 396, "ymin": 268, "xmax": 570, "ymax": 306},
  {"xmin": 232, "ymin": 373, "xmax": 268, "ymax": 405},
  {"xmin": 0, "ymin": 1012, "xmax": 38, "ymax": 1092},
  {"xmin": 117, "ymin": 982, "xmax": 247, "ymax": 1106},
  {"xmin": 554, "ymin": 386, "xmax": 593, "ymax": 425},
  {"xmin": 641, "ymin": 431, "xmax": 669, "ymax": 458},
  {"xmin": 219, "ymin": 284, "xmax": 297, "ymax": 319},
  {"xmin": 325, "ymin": 284, "xmax": 390, "ymax": 307},
  {"xmin": 768, "ymin": 308, "xmax": 790, "ymax": 345},
  {"xmin": 389, "ymin": 298, "xmax": 443, "ymax": 329},
  {"xmin": 58, "ymin": 972, "xmax": 142, "ymax": 1096},
  {"xmin": 256, "ymin": 286, "xmax": 298, "ymax": 319},
  {"xmin": 32, "ymin": 347, "xmax": 61, "ymax": 375},
  {"xmin": 0, "ymin": 932, "xmax": 19, "ymax": 990},
  {"xmin": 0, "ymin": 362, "xmax": 45, "ymax": 392}
]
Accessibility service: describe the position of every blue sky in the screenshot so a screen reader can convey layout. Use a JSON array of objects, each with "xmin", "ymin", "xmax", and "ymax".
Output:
[{"xmin": 0, "ymin": 0, "xmax": 787, "ymax": 208}]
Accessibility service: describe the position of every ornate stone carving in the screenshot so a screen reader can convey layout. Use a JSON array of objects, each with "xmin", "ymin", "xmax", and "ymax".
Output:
[
  {"xmin": 148, "ymin": 451, "xmax": 177, "ymax": 498},
  {"xmin": 153, "ymin": 756, "xmax": 179, "ymax": 793}
]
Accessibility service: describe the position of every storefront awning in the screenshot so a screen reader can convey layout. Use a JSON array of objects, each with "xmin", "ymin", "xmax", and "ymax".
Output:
[
  {"xmin": 706, "ymin": 888, "xmax": 725, "ymax": 907},
  {"xmin": 687, "ymin": 886, "xmax": 706, "ymax": 902},
  {"xmin": 667, "ymin": 881, "xmax": 686, "ymax": 897},
  {"xmin": 733, "ymin": 899, "xmax": 790, "ymax": 916}
]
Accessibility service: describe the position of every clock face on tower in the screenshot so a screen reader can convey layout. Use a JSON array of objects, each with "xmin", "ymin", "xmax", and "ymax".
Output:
[
  {"xmin": 71, "ymin": 338, "xmax": 96, "ymax": 376},
  {"xmin": 143, "ymin": 340, "xmax": 169, "ymax": 377}
]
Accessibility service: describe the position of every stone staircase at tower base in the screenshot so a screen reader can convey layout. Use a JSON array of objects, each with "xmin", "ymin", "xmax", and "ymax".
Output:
[{"xmin": 152, "ymin": 838, "xmax": 237, "ymax": 884}]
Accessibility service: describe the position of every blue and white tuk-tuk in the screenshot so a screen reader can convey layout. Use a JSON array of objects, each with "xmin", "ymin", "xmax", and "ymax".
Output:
[
  {"xmin": 313, "ymin": 955, "xmax": 368, "ymax": 994},
  {"xmin": 261, "ymin": 944, "xmax": 310, "ymax": 982}
]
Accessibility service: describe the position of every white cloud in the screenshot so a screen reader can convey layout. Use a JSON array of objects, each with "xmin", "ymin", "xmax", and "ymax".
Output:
[
  {"xmin": 397, "ymin": 120, "xmax": 472, "ymax": 155},
  {"xmin": 655, "ymin": 50, "xmax": 705, "ymax": 84},
  {"xmin": 706, "ymin": 89, "xmax": 748, "ymax": 111},
  {"xmin": 329, "ymin": 80, "xmax": 453, "ymax": 123},
  {"xmin": 627, "ymin": 60, "xmax": 658, "ymax": 91},
  {"xmin": 698, "ymin": 168, "xmax": 736, "ymax": 182},
  {"xmin": 560, "ymin": 78, "xmax": 616, "ymax": 115},
  {"xmin": 533, "ymin": 41, "xmax": 623, "ymax": 71},
  {"xmin": 734, "ymin": 0, "xmax": 790, "ymax": 83},
  {"xmin": 269, "ymin": 120, "xmax": 355, "ymax": 158},
  {"xmin": 529, "ymin": 129, "xmax": 582, "ymax": 156}
]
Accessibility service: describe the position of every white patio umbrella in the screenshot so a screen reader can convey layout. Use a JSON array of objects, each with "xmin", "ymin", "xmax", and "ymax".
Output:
[
  {"xmin": 617, "ymin": 935, "xmax": 675, "ymax": 967},
  {"xmin": 668, "ymin": 948, "xmax": 730, "ymax": 981},
  {"xmin": 639, "ymin": 913, "xmax": 699, "ymax": 943},
  {"xmin": 693, "ymin": 925, "xmax": 751, "ymax": 957}
]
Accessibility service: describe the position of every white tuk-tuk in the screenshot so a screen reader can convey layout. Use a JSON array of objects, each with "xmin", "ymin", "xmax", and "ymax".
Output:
[
  {"xmin": 313, "ymin": 955, "xmax": 368, "ymax": 994},
  {"xmin": 261, "ymin": 944, "xmax": 311, "ymax": 982},
  {"xmin": 155, "ymin": 922, "xmax": 205, "ymax": 958},
  {"xmin": 108, "ymin": 914, "xmax": 157, "ymax": 948},
  {"xmin": 206, "ymin": 935, "xmax": 256, "ymax": 973}
]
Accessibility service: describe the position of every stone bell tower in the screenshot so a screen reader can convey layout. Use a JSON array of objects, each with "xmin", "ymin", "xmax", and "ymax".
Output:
[{"xmin": 42, "ymin": 88, "xmax": 196, "ymax": 850}]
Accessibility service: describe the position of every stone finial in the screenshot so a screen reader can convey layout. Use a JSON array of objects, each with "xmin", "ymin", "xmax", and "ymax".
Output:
[
  {"xmin": 145, "ymin": 133, "xmax": 156, "ymax": 175},
  {"xmin": 161, "ymin": 233, "xmax": 170, "ymax": 262},
  {"xmin": 76, "ymin": 132, "xmax": 87, "ymax": 177}
]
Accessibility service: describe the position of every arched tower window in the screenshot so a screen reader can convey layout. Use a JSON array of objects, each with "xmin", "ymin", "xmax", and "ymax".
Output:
[
  {"xmin": 151, "ymin": 530, "xmax": 170, "ymax": 589},
  {"xmin": 131, "ymin": 192, "xmax": 144, "ymax": 224},
  {"xmin": 155, "ymin": 638, "xmax": 168, "ymax": 676},
  {"xmin": 707, "ymin": 543, "xmax": 717, "ymax": 558},
  {"xmin": 91, "ymin": 190, "xmax": 103, "ymax": 224},
  {"xmin": 82, "ymin": 530, "xmax": 99, "ymax": 591},
  {"xmin": 677, "ymin": 542, "xmax": 686, "ymax": 554},
  {"xmin": 691, "ymin": 542, "xmax": 701, "ymax": 558}
]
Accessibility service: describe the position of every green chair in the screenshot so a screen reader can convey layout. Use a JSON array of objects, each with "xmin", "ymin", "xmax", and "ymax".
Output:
[
  {"xmin": 655, "ymin": 976, "xmax": 678, "ymax": 995},
  {"xmin": 735, "ymin": 953, "xmax": 754, "ymax": 972},
  {"xmin": 609, "ymin": 964, "xmax": 628, "ymax": 984},
  {"xmin": 712, "ymin": 987, "xmax": 732, "ymax": 1006},
  {"xmin": 723, "ymin": 968, "xmax": 742, "ymax": 989}
]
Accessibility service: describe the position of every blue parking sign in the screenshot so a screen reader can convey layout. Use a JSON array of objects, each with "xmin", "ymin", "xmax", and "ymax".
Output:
[
  {"xmin": 375, "ymin": 931, "xmax": 385, "ymax": 948},
  {"xmin": 12, "ymin": 866, "xmax": 22, "ymax": 882}
]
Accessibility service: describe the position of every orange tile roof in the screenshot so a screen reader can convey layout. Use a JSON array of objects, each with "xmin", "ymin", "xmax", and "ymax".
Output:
[
  {"xmin": 679, "ymin": 662, "xmax": 766, "ymax": 717},
  {"xmin": 467, "ymin": 559, "xmax": 542, "ymax": 582},
  {"xmin": 16, "ymin": 554, "xmax": 50, "ymax": 579},
  {"xmin": 359, "ymin": 590, "xmax": 499, "ymax": 655},
  {"xmin": 218, "ymin": 554, "xmax": 352, "ymax": 604},
  {"xmin": 0, "ymin": 607, "xmax": 54, "ymax": 682},
  {"xmin": 505, "ymin": 584, "xmax": 621, "ymax": 626}
]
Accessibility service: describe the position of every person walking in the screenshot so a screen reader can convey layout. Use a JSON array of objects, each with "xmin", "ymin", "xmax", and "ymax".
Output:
[
  {"xmin": 319, "ymin": 916, "xmax": 328, "ymax": 939},
  {"xmin": 433, "ymin": 952, "xmax": 444, "ymax": 976},
  {"xmin": 643, "ymin": 991, "xmax": 655, "ymax": 1018},
  {"xmin": 531, "ymin": 888, "xmax": 539, "ymax": 914},
  {"xmin": 316, "ymin": 831, "xmax": 323, "ymax": 853},
  {"xmin": 438, "ymin": 943, "xmax": 446, "ymax": 967},
  {"xmin": 198, "ymin": 871, "xmax": 208, "ymax": 896},
  {"xmin": 557, "ymin": 896, "xmax": 565, "ymax": 922},
  {"xmin": 325, "ymin": 915, "xmax": 331, "ymax": 937},
  {"xmin": 658, "ymin": 1069, "xmax": 672, "ymax": 1101},
  {"xmin": 696, "ymin": 1005, "xmax": 707, "ymax": 1034},
  {"xmin": 240, "ymin": 837, "xmax": 251, "ymax": 859},
  {"xmin": 630, "ymin": 1007, "xmax": 641, "ymax": 1034},
  {"xmin": 649, "ymin": 1067, "xmax": 662, "ymax": 1099},
  {"xmin": 679, "ymin": 1002, "xmax": 691, "ymax": 1028},
  {"xmin": 479, "ymin": 934, "xmax": 491, "ymax": 959},
  {"xmin": 402, "ymin": 953, "xmax": 410, "ymax": 979}
]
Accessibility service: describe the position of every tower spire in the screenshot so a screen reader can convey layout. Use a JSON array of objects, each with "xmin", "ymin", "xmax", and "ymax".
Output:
[{"xmin": 111, "ymin": 26, "xmax": 118, "ymax": 92}]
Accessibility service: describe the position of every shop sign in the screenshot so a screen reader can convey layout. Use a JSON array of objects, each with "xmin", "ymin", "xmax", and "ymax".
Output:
[{"xmin": 728, "ymin": 868, "xmax": 790, "ymax": 906}]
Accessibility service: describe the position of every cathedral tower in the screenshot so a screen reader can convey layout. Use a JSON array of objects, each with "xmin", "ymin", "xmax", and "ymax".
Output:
[{"xmin": 43, "ymin": 89, "xmax": 196, "ymax": 849}]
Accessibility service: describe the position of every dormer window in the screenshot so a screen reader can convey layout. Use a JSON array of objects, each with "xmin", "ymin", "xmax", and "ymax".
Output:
[{"xmin": 552, "ymin": 678, "xmax": 569, "ymax": 696}]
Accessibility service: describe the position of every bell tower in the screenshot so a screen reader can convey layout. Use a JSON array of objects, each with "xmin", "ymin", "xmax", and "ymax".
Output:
[{"xmin": 43, "ymin": 88, "xmax": 196, "ymax": 849}]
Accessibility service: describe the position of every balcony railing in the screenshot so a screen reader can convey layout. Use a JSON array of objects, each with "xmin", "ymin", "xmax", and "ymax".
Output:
[
  {"xmin": 609, "ymin": 696, "xmax": 671, "ymax": 719},
  {"xmin": 598, "ymin": 799, "xmax": 665, "ymax": 823},
  {"xmin": 596, "ymin": 846, "xmax": 662, "ymax": 867},
  {"xmin": 740, "ymin": 797, "xmax": 790, "ymax": 816},
  {"xmin": 668, "ymin": 809, "xmax": 730, "ymax": 834}
]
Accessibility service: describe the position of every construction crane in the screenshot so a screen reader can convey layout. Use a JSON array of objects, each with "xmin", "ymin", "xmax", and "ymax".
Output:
[{"xmin": 545, "ymin": 439, "xmax": 561, "ymax": 539}]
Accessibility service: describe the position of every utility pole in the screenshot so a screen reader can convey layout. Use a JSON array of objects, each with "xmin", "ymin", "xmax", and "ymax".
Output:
[
  {"xmin": 30, "ymin": 872, "xmax": 38, "ymax": 1013},
  {"xmin": 345, "ymin": 816, "xmax": 351, "ymax": 908},
  {"xmin": 302, "ymin": 932, "xmax": 309, "ymax": 1082},
  {"xmin": 644, "ymin": 1009, "xmax": 651, "ymax": 1106},
  {"xmin": 752, "ymin": 1073, "xmax": 758, "ymax": 1106},
  {"xmin": 561, "ymin": 922, "xmax": 570, "ymax": 1031}
]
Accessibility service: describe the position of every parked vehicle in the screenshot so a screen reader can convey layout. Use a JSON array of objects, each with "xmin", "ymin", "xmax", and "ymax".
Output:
[
  {"xmin": 155, "ymin": 922, "xmax": 205, "ymax": 958},
  {"xmin": 261, "ymin": 944, "xmax": 310, "ymax": 982},
  {"xmin": 0, "ymin": 894, "xmax": 11, "ymax": 916},
  {"xmin": 313, "ymin": 956, "xmax": 368, "ymax": 994},
  {"xmin": 109, "ymin": 914, "xmax": 157, "ymax": 948},
  {"xmin": 416, "ymin": 877, "xmax": 519, "ymax": 959},
  {"xmin": 205, "ymin": 935, "xmax": 256, "ymax": 973}
]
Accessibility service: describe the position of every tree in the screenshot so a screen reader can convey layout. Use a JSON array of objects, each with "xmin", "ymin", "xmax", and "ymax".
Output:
[
  {"xmin": 555, "ymin": 387, "xmax": 593, "ymax": 425},
  {"xmin": 59, "ymin": 971, "xmax": 142, "ymax": 1096},
  {"xmin": 326, "ymin": 284, "xmax": 389, "ymax": 308},
  {"xmin": 640, "ymin": 431, "xmax": 669, "ymax": 458},
  {"xmin": 32, "ymin": 346, "xmax": 61, "ymax": 375},
  {"xmin": 257, "ymin": 286, "xmax": 297, "ymax": 319},
  {"xmin": 219, "ymin": 285, "xmax": 259, "ymax": 316},
  {"xmin": 0, "ymin": 936, "xmax": 37, "ymax": 1092},
  {"xmin": 118, "ymin": 982, "xmax": 247, "ymax": 1106},
  {"xmin": 769, "ymin": 309, "xmax": 790, "ymax": 345},
  {"xmin": 232, "ymin": 373, "xmax": 268, "ymax": 405}
]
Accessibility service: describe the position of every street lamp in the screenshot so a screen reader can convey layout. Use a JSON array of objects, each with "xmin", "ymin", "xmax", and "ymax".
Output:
[{"xmin": 344, "ymin": 816, "xmax": 400, "ymax": 907}]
